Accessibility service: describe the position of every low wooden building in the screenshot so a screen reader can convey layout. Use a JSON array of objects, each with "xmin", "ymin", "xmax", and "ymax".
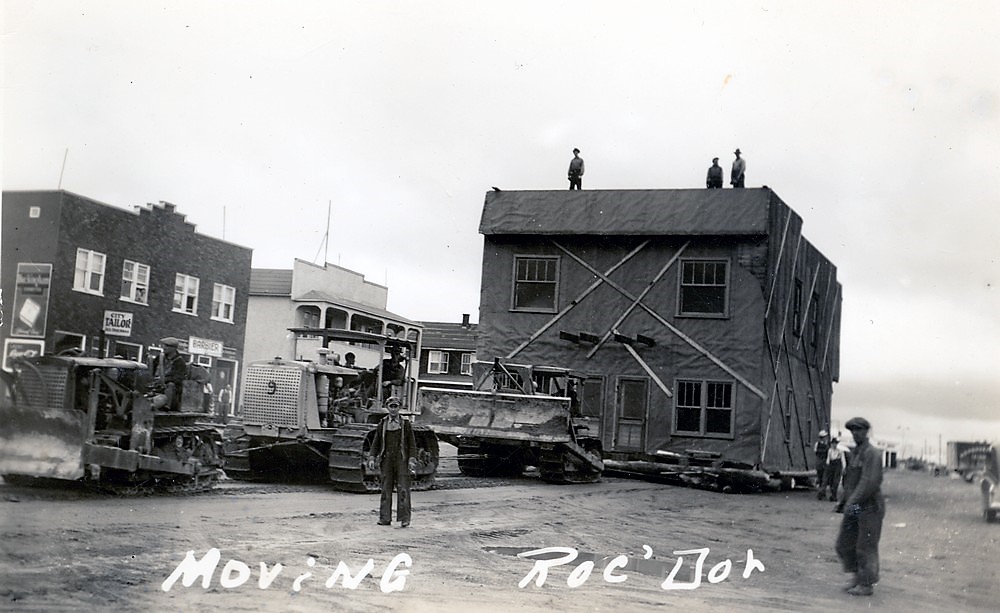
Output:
[{"xmin": 475, "ymin": 188, "xmax": 841, "ymax": 480}]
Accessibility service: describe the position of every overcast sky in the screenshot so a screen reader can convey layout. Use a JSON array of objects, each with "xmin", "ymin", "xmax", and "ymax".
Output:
[{"xmin": 4, "ymin": 1, "xmax": 998, "ymax": 449}]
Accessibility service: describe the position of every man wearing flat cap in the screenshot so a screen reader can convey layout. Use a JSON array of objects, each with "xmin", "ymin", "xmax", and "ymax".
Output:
[
  {"xmin": 158, "ymin": 337, "xmax": 187, "ymax": 411},
  {"xmin": 369, "ymin": 397, "xmax": 418, "ymax": 527},
  {"xmin": 568, "ymin": 148, "xmax": 584, "ymax": 190},
  {"xmin": 835, "ymin": 416, "xmax": 884, "ymax": 597},
  {"xmin": 706, "ymin": 157, "xmax": 723, "ymax": 188}
]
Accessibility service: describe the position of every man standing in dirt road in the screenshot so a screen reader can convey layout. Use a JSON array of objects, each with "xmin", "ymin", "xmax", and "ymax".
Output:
[
  {"xmin": 835, "ymin": 417, "xmax": 885, "ymax": 597},
  {"xmin": 370, "ymin": 397, "xmax": 417, "ymax": 527}
]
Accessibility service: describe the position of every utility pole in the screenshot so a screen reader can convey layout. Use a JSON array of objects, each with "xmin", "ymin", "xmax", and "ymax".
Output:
[{"xmin": 58, "ymin": 148, "xmax": 69, "ymax": 189}]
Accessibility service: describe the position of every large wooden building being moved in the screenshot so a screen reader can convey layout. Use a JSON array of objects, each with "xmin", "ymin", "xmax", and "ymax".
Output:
[{"xmin": 475, "ymin": 188, "xmax": 842, "ymax": 483}]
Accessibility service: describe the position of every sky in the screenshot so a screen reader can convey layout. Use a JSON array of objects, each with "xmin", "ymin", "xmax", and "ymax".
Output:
[{"xmin": 3, "ymin": 1, "xmax": 999, "ymax": 452}]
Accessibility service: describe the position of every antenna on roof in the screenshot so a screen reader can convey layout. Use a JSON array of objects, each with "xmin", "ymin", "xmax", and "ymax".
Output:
[
  {"xmin": 58, "ymin": 148, "xmax": 69, "ymax": 189},
  {"xmin": 313, "ymin": 200, "xmax": 332, "ymax": 265}
]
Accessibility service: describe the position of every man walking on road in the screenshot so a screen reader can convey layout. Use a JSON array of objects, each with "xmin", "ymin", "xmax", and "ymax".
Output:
[
  {"xmin": 835, "ymin": 417, "xmax": 885, "ymax": 597},
  {"xmin": 370, "ymin": 397, "xmax": 418, "ymax": 527}
]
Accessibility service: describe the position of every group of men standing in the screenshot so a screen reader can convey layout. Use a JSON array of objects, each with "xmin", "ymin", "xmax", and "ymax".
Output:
[
  {"xmin": 567, "ymin": 147, "xmax": 746, "ymax": 190},
  {"xmin": 706, "ymin": 148, "xmax": 745, "ymax": 188}
]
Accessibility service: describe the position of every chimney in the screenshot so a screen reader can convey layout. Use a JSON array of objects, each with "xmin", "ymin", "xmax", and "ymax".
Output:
[{"xmin": 461, "ymin": 313, "xmax": 470, "ymax": 328}]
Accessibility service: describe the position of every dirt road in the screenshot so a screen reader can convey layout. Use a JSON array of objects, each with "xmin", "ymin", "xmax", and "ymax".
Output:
[{"xmin": 0, "ymin": 463, "xmax": 996, "ymax": 612}]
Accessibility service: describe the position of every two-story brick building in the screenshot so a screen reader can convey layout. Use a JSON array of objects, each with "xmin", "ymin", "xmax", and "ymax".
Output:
[
  {"xmin": 474, "ymin": 188, "xmax": 842, "ymax": 478},
  {"xmin": 1, "ymin": 190, "xmax": 252, "ymax": 406}
]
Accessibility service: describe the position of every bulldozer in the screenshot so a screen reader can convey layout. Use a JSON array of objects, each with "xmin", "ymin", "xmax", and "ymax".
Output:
[
  {"xmin": 416, "ymin": 359, "xmax": 604, "ymax": 483},
  {"xmin": 0, "ymin": 354, "xmax": 222, "ymax": 493},
  {"xmin": 222, "ymin": 329, "xmax": 439, "ymax": 492}
]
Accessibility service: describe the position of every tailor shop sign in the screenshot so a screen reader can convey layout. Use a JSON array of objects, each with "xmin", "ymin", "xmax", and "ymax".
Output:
[{"xmin": 103, "ymin": 310, "xmax": 134, "ymax": 337}]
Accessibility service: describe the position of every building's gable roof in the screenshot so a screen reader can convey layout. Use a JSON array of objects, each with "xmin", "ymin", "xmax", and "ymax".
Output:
[
  {"xmin": 419, "ymin": 321, "xmax": 478, "ymax": 351},
  {"xmin": 479, "ymin": 188, "xmax": 776, "ymax": 236},
  {"xmin": 249, "ymin": 269, "xmax": 293, "ymax": 295}
]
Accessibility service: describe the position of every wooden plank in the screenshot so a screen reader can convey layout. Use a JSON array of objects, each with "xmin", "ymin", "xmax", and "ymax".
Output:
[
  {"xmin": 586, "ymin": 241, "xmax": 690, "ymax": 358},
  {"xmin": 505, "ymin": 240, "xmax": 650, "ymax": 359},
  {"xmin": 622, "ymin": 342, "xmax": 673, "ymax": 398},
  {"xmin": 555, "ymin": 244, "xmax": 767, "ymax": 400}
]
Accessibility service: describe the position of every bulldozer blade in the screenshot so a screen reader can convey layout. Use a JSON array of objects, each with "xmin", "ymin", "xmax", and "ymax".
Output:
[
  {"xmin": 0, "ymin": 403, "xmax": 88, "ymax": 480},
  {"xmin": 417, "ymin": 387, "xmax": 573, "ymax": 442}
]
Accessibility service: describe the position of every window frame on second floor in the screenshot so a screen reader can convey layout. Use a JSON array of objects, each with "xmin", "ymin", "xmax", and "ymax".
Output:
[
  {"xmin": 73, "ymin": 248, "xmax": 106, "ymax": 296},
  {"xmin": 211, "ymin": 283, "xmax": 236, "ymax": 323},
  {"xmin": 677, "ymin": 258, "xmax": 730, "ymax": 318},
  {"xmin": 460, "ymin": 352, "xmax": 474, "ymax": 375},
  {"xmin": 511, "ymin": 255, "xmax": 560, "ymax": 313},
  {"xmin": 428, "ymin": 350, "xmax": 450, "ymax": 374},
  {"xmin": 173, "ymin": 273, "xmax": 200, "ymax": 316},
  {"xmin": 120, "ymin": 260, "xmax": 150, "ymax": 305}
]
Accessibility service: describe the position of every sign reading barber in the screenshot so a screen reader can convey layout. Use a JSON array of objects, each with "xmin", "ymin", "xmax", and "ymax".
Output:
[
  {"xmin": 188, "ymin": 336, "xmax": 224, "ymax": 357},
  {"xmin": 102, "ymin": 310, "xmax": 134, "ymax": 337}
]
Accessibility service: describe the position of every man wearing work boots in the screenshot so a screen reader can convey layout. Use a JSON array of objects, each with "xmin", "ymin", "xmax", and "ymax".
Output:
[
  {"xmin": 370, "ymin": 397, "xmax": 417, "ymax": 527},
  {"xmin": 835, "ymin": 417, "xmax": 885, "ymax": 596}
]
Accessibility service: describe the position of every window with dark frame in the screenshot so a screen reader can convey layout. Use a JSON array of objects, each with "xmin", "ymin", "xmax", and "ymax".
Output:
[
  {"xmin": 674, "ymin": 379, "xmax": 735, "ymax": 437},
  {"xmin": 784, "ymin": 389, "xmax": 794, "ymax": 442},
  {"xmin": 679, "ymin": 260, "xmax": 728, "ymax": 316},
  {"xmin": 512, "ymin": 256, "xmax": 559, "ymax": 312},
  {"xmin": 810, "ymin": 292, "xmax": 820, "ymax": 348},
  {"xmin": 792, "ymin": 279, "xmax": 803, "ymax": 336}
]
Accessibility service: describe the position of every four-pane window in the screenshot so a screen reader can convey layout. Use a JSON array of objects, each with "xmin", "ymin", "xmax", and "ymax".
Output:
[
  {"xmin": 212, "ymin": 283, "xmax": 236, "ymax": 323},
  {"xmin": 428, "ymin": 350, "xmax": 449, "ymax": 374},
  {"xmin": 173, "ymin": 273, "xmax": 200, "ymax": 315},
  {"xmin": 120, "ymin": 260, "xmax": 150, "ymax": 304},
  {"xmin": 73, "ymin": 249, "xmax": 106, "ymax": 295}
]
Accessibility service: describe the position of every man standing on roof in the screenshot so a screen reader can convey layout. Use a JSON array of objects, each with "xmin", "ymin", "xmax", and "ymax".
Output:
[
  {"xmin": 835, "ymin": 417, "xmax": 885, "ymax": 597},
  {"xmin": 730, "ymin": 148, "xmax": 746, "ymax": 188},
  {"xmin": 370, "ymin": 397, "xmax": 418, "ymax": 527},
  {"xmin": 568, "ymin": 148, "xmax": 584, "ymax": 190},
  {"xmin": 706, "ymin": 157, "xmax": 724, "ymax": 188}
]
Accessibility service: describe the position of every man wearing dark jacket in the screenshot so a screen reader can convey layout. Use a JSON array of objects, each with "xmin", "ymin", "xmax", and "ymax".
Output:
[
  {"xmin": 835, "ymin": 417, "xmax": 885, "ymax": 596},
  {"xmin": 159, "ymin": 337, "xmax": 187, "ymax": 411},
  {"xmin": 369, "ymin": 397, "xmax": 417, "ymax": 527}
]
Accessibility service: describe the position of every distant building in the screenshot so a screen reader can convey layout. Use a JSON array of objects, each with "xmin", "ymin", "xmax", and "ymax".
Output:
[
  {"xmin": 243, "ymin": 260, "xmax": 422, "ymax": 406},
  {"xmin": 475, "ymin": 188, "xmax": 842, "ymax": 477},
  {"xmin": 1, "ymin": 190, "xmax": 251, "ymax": 404},
  {"xmin": 417, "ymin": 314, "xmax": 478, "ymax": 389}
]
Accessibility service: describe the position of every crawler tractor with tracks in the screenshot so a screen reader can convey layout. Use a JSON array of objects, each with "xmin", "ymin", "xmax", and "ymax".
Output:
[
  {"xmin": 416, "ymin": 359, "xmax": 603, "ymax": 483},
  {"xmin": 0, "ymin": 354, "xmax": 221, "ymax": 493},
  {"xmin": 223, "ymin": 330, "xmax": 439, "ymax": 492}
]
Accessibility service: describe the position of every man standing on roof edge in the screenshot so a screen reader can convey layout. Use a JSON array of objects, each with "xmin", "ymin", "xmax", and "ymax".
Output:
[
  {"xmin": 730, "ymin": 148, "xmax": 746, "ymax": 188},
  {"xmin": 835, "ymin": 416, "xmax": 885, "ymax": 597},
  {"xmin": 568, "ymin": 148, "xmax": 584, "ymax": 190},
  {"xmin": 706, "ymin": 157, "xmax": 723, "ymax": 188}
]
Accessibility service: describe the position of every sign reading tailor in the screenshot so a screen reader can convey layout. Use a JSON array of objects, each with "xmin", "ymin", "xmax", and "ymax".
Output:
[
  {"xmin": 103, "ymin": 310, "xmax": 134, "ymax": 337},
  {"xmin": 11, "ymin": 263, "xmax": 52, "ymax": 338},
  {"xmin": 188, "ymin": 336, "xmax": 224, "ymax": 357}
]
